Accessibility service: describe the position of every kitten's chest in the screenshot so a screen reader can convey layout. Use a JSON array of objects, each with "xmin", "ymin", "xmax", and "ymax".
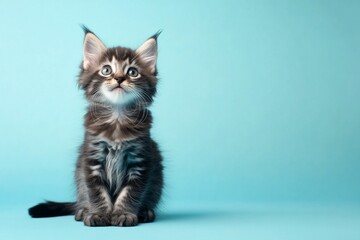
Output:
[
  {"xmin": 87, "ymin": 134, "xmax": 145, "ymax": 194},
  {"xmin": 101, "ymin": 142, "xmax": 128, "ymax": 190}
]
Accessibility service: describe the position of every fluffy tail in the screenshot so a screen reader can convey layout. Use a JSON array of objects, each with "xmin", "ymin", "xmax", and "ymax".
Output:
[{"xmin": 28, "ymin": 201, "xmax": 76, "ymax": 218}]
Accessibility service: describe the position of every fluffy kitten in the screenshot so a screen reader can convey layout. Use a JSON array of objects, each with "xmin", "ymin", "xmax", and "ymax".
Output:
[{"xmin": 28, "ymin": 28, "xmax": 164, "ymax": 227}]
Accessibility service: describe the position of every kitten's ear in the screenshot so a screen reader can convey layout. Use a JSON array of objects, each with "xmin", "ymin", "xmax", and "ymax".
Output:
[
  {"xmin": 136, "ymin": 32, "xmax": 160, "ymax": 74},
  {"xmin": 82, "ymin": 28, "xmax": 106, "ymax": 70}
]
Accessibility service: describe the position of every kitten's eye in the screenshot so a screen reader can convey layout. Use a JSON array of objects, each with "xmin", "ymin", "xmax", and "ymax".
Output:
[
  {"xmin": 101, "ymin": 65, "xmax": 112, "ymax": 76},
  {"xmin": 127, "ymin": 67, "xmax": 139, "ymax": 78}
]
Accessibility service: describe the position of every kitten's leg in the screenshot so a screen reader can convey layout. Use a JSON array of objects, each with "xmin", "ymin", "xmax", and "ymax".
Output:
[
  {"xmin": 82, "ymin": 163, "xmax": 113, "ymax": 226},
  {"xmin": 137, "ymin": 181, "xmax": 161, "ymax": 223},
  {"xmin": 111, "ymin": 180, "xmax": 147, "ymax": 226},
  {"xmin": 74, "ymin": 165, "xmax": 90, "ymax": 221},
  {"xmin": 139, "ymin": 166, "xmax": 163, "ymax": 223}
]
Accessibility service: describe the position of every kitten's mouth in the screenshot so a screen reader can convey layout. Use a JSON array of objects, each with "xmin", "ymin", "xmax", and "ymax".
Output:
[{"xmin": 111, "ymin": 85, "xmax": 123, "ymax": 91}]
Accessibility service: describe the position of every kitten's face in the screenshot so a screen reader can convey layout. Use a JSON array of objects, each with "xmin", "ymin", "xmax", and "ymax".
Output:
[{"xmin": 79, "ymin": 31, "xmax": 159, "ymax": 107}]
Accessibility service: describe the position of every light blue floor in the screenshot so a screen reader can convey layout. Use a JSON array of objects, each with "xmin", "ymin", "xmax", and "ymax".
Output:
[{"xmin": 1, "ymin": 202, "xmax": 359, "ymax": 240}]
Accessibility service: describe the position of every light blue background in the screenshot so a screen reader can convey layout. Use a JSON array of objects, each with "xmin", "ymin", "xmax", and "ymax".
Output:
[{"xmin": 0, "ymin": 0, "xmax": 359, "ymax": 239}]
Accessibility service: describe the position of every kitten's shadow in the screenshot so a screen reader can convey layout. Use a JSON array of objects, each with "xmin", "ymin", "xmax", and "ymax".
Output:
[{"xmin": 157, "ymin": 210, "xmax": 236, "ymax": 222}]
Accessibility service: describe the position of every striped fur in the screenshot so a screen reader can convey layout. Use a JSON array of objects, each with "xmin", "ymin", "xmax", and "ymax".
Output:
[{"xmin": 29, "ymin": 29, "xmax": 163, "ymax": 227}]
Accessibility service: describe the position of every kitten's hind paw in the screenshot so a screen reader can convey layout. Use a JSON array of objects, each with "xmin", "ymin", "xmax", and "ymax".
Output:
[
  {"xmin": 138, "ymin": 209, "xmax": 156, "ymax": 223},
  {"xmin": 111, "ymin": 212, "xmax": 138, "ymax": 227},
  {"xmin": 83, "ymin": 213, "xmax": 111, "ymax": 226},
  {"xmin": 75, "ymin": 208, "xmax": 88, "ymax": 221}
]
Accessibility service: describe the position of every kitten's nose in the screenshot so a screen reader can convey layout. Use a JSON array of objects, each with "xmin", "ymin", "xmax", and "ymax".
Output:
[{"xmin": 115, "ymin": 76, "xmax": 126, "ymax": 84}]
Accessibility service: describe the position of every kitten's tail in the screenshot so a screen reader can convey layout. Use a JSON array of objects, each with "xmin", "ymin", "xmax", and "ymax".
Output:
[{"xmin": 28, "ymin": 201, "xmax": 76, "ymax": 218}]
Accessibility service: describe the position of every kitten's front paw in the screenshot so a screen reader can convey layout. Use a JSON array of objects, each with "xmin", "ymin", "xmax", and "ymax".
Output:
[
  {"xmin": 111, "ymin": 212, "xmax": 138, "ymax": 227},
  {"xmin": 83, "ymin": 213, "xmax": 111, "ymax": 226}
]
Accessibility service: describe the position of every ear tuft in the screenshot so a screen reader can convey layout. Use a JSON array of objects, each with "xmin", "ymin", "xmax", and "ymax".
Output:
[
  {"xmin": 136, "ymin": 33, "xmax": 160, "ymax": 73},
  {"xmin": 82, "ymin": 29, "xmax": 106, "ymax": 70},
  {"xmin": 81, "ymin": 25, "xmax": 93, "ymax": 35},
  {"xmin": 150, "ymin": 30, "xmax": 162, "ymax": 41}
]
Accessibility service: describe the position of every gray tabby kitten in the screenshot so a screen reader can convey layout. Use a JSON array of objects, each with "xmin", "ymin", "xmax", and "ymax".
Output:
[{"xmin": 29, "ymin": 28, "xmax": 164, "ymax": 227}]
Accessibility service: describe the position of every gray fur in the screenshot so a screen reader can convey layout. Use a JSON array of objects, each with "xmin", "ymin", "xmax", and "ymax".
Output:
[{"xmin": 28, "ymin": 29, "xmax": 163, "ymax": 227}]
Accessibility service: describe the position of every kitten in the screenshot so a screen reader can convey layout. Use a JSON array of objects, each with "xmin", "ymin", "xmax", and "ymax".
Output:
[{"xmin": 28, "ymin": 27, "xmax": 164, "ymax": 227}]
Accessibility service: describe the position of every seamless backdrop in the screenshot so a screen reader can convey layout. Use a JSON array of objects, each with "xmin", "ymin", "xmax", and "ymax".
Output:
[{"xmin": 0, "ymin": 0, "xmax": 359, "ymax": 239}]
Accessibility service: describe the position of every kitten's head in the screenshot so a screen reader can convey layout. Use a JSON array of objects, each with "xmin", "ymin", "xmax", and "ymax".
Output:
[{"xmin": 78, "ymin": 28, "xmax": 159, "ymax": 108}]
